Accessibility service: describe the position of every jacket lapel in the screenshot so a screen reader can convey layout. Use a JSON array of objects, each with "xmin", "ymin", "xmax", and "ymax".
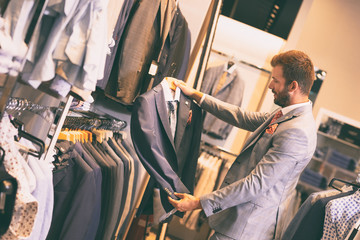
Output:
[
  {"xmin": 240, "ymin": 105, "xmax": 311, "ymax": 154},
  {"xmin": 240, "ymin": 112, "xmax": 276, "ymax": 153},
  {"xmin": 219, "ymin": 69, "xmax": 237, "ymax": 92},
  {"xmin": 174, "ymin": 93, "xmax": 190, "ymax": 151},
  {"xmin": 210, "ymin": 65, "xmax": 237, "ymax": 96},
  {"xmin": 216, "ymin": 69, "xmax": 238, "ymax": 95},
  {"xmin": 154, "ymin": 86, "xmax": 176, "ymax": 150}
]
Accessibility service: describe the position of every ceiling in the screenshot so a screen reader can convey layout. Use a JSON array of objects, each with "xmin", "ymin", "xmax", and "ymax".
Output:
[{"xmin": 221, "ymin": 0, "xmax": 304, "ymax": 39}]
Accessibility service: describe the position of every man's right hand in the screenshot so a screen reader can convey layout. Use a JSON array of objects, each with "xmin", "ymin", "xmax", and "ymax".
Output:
[{"xmin": 173, "ymin": 80, "xmax": 204, "ymax": 103}]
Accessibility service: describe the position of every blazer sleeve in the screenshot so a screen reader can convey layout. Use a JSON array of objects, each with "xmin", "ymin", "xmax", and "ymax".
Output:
[
  {"xmin": 200, "ymin": 94, "xmax": 269, "ymax": 132},
  {"xmin": 200, "ymin": 127, "xmax": 310, "ymax": 217},
  {"xmin": 130, "ymin": 96, "xmax": 190, "ymax": 200}
]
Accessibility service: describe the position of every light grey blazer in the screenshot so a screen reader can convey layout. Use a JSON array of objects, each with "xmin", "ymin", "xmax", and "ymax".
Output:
[{"xmin": 199, "ymin": 95, "xmax": 317, "ymax": 240}]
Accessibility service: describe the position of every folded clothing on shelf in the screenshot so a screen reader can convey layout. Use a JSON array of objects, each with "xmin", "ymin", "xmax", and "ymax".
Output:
[
  {"xmin": 327, "ymin": 148, "xmax": 356, "ymax": 171},
  {"xmin": 300, "ymin": 168, "xmax": 328, "ymax": 189}
]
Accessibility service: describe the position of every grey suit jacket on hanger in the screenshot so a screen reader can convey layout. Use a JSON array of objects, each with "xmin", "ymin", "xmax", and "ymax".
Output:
[
  {"xmin": 152, "ymin": 7, "xmax": 191, "ymax": 87},
  {"xmin": 131, "ymin": 83, "xmax": 202, "ymax": 222},
  {"xmin": 200, "ymin": 64, "xmax": 245, "ymax": 139},
  {"xmin": 106, "ymin": 0, "xmax": 177, "ymax": 105},
  {"xmin": 199, "ymin": 95, "xmax": 317, "ymax": 240}
]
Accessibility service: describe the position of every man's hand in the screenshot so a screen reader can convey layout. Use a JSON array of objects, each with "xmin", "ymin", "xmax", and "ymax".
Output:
[
  {"xmin": 168, "ymin": 192, "xmax": 202, "ymax": 212},
  {"xmin": 173, "ymin": 80, "xmax": 203, "ymax": 103}
]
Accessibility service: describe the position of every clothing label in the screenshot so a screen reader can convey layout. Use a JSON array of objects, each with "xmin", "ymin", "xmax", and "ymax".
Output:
[{"xmin": 148, "ymin": 61, "xmax": 159, "ymax": 76}]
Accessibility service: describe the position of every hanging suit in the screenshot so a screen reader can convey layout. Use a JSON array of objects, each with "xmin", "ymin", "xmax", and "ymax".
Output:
[
  {"xmin": 152, "ymin": 7, "xmax": 191, "ymax": 87},
  {"xmin": 130, "ymin": 83, "xmax": 202, "ymax": 222},
  {"xmin": 104, "ymin": 0, "xmax": 177, "ymax": 104},
  {"xmin": 97, "ymin": 0, "xmax": 136, "ymax": 90},
  {"xmin": 200, "ymin": 64, "xmax": 245, "ymax": 139}
]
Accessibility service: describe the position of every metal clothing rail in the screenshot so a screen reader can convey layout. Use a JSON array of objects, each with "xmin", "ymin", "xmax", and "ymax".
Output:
[
  {"xmin": 0, "ymin": 0, "xmax": 50, "ymax": 119},
  {"xmin": 211, "ymin": 49, "xmax": 271, "ymax": 74},
  {"xmin": 202, "ymin": 141, "xmax": 238, "ymax": 158}
]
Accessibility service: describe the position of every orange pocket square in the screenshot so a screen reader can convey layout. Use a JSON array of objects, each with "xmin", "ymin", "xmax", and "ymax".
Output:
[{"xmin": 266, "ymin": 123, "xmax": 278, "ymax": 134}]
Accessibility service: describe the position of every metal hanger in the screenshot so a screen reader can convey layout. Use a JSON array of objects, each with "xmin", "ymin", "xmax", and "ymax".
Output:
[
  {"xmin": 328, "ymin": 178, "xmax": 360, "ymax": 192},
  {"xmin": 10, "ymin": 118, "xmax": 45, "ymax": 158}
]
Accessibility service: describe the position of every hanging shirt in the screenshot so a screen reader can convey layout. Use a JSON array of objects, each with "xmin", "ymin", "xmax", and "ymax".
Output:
[{"xmin": 322, "ymin": 191, "xmax": 360, "ymax": 240}]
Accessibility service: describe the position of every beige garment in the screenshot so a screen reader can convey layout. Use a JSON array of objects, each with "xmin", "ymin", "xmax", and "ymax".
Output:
[{"xmin": 212, "ymin": 71, "xmax": 227, "ymax": 96}]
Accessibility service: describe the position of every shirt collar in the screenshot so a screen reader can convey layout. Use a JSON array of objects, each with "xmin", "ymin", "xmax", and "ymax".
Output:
[
  {"xmin": 161, "ymin": 79, "xmax": 180, "ymax": 102},
  {"xmin": 281, "ymin": 100, "xmax": 312, "ymax": 115},
  {"xmin": 223, "ymin": 63, "xmax": 237, "ymax": 74}
]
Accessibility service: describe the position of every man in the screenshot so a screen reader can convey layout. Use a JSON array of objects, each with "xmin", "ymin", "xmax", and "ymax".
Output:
[{"xmin": 169, "ymin": 50, "xmax": 317, "ymax": 239}]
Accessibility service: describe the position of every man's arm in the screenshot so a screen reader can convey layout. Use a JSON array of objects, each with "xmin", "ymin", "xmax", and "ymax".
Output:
[
  {"xmin": 199, "ymin": 127, "xmax": 310, "ymax": 217},
  {"xmin": 173, "ymin": 79, "xmax": 203, "ymax": 103}
]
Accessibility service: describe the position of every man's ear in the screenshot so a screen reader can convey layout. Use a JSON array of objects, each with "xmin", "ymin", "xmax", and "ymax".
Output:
[{"xmin": 288, "ymin": 81, "xmax": 298, "ymax": 93}]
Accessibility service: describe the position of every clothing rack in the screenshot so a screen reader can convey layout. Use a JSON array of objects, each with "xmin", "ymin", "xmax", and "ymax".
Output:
[
  {"xmin": 202, "ymin": 141, "xmax": 238, "ymax": 158},
  {"xmin": 65, "ymin": 111, "xmax": 127, "ymax": 132},
  {"xmin": 211, "ymin": 49, "xmax": 271, "ymax": 74},
  {"xmin": 5, "ymin": 97, "xmax": 59, "ymax": 122}
]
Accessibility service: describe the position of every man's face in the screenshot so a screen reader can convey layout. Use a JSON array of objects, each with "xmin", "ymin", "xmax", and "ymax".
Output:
[{"xmin": 268, "ymin": 65, "xmax": 290, "ymax": 107}]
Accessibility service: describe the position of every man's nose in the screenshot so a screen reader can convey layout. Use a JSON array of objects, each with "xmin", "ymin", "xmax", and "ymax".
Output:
[{"xmin": 268, "ymin": 81, "xmax": 274, "ymax": 89}]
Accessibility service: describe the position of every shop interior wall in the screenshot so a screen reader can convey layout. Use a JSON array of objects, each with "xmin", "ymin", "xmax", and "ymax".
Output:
[
  {"xmin": 290, "ymin": 0, "xmax": 360, "ymax": 122},
  {"xmin": 179, "ymin": 0, "xmax": 212, "ymax": 52},
  {"xmin": 208, "ymin": 16, "xmax": 285, "ymax": 154}
]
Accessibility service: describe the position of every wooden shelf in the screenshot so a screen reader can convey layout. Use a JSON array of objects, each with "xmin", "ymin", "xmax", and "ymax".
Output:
[
  {"xmin": 297, "ymin": 108, "xmax": 360, "ymax": 196},
  {"xmin": 317, "ymin": 131, "xmax": 360, "ymax": 150}
]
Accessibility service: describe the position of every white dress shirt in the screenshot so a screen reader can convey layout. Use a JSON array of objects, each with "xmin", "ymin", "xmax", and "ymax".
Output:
[{"xmin": 161, "ymin": 79, "xmax": 180, "ymax": 140}]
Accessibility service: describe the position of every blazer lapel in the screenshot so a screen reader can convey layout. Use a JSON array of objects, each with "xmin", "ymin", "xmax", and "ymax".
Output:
[
  {"xmin": 240, "ymin": 113, "xmax": 276, "ymax": 154},
  {"xmin": 240, "ymin": 104, "xmax": 312, "ymax": 154},
  {"xmin": 220, "ymin": 70, "xmax": 237, "ymax": 92},
  {"xmin": 154, "ymin": 86, "xmax": 176, "ymax": 150},
  {"xmin": 174, "ymin": 93, "xmax": 190, "ymax": 151},
  {"xmin": 211, "ymin": 65, "xmax": 236, "ymax": 96}
]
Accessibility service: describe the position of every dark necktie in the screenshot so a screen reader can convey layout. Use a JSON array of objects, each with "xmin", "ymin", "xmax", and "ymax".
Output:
[{"xmin": 168, "ymin": 101, "xmax": 177, "ymax": 139}]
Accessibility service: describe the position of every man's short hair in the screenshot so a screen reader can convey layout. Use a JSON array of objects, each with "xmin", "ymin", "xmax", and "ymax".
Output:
[{"xmin": 271, "ymin": 50, "xmax": 315, "ymax": 95}]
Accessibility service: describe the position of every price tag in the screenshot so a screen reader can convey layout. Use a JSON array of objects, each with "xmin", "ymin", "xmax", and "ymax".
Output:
[{"xmin": 148, "ymin": 60, "xmax": 158, "ymax": 76}]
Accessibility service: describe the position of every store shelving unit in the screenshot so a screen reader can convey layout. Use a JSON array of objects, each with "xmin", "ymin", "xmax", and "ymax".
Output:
[{"xmin": 297, "ymin": 108, "xmax": 360, "ymax": 193}]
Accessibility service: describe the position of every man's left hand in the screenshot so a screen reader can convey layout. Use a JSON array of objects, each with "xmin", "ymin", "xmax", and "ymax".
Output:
[{"xmin": 168, "ymin": 192, "xmax": 202, "ymax": 212}]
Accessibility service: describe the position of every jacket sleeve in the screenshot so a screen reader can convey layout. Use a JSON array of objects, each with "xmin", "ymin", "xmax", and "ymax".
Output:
[
  {"xmin": 200, "ymin": 127, "xmax": 310, "ymax": 217},
  {"xmin": 201, "ymin": 94, "xmax": 269, "ymax": 132}
]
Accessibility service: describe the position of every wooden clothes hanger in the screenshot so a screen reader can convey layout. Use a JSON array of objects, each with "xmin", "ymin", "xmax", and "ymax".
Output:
[{"xmin": 165, "ymin": 77, "xmax": 177, "ymax": 91}]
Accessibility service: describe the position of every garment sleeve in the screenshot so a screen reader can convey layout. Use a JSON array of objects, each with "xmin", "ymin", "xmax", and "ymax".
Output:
[
  {"xmin": 200, "ymin": 127, "xmax": 309, "ymax": 217},
  {"xmin": 200, "ymin": 94, "xmax": 269, "ymax": 131}
]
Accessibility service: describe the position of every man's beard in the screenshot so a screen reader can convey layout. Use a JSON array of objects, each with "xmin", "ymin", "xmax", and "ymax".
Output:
[{"xmin": 274, "ymin": 88, "xmax": 290, "ymax": 107}]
